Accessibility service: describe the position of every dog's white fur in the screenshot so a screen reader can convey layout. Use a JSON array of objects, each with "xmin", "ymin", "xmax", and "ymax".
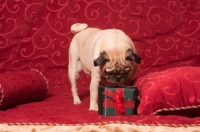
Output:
[{"xmin": 68, "ymin": 23, "xmax": 140, "ymax": 111}]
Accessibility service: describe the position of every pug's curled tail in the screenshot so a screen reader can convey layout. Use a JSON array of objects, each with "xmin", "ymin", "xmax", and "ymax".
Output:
[{"xmin": 71, "ymin": 23, "xmax": 88, "ymax": 34}]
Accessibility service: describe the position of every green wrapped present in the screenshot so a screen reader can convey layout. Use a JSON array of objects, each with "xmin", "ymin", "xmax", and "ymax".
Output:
[{"xmin": 98, "ymin": 86, "xmax": 139, "ymax": 116}]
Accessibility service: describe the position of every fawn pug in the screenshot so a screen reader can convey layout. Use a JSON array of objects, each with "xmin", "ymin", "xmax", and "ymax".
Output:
[{"xmin": 68, "ymin": 23, "xmax": 141, "ymax": 111}]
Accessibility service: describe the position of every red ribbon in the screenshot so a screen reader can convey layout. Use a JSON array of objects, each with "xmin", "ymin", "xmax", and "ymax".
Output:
[
  {"xmin": 102, "ymin": 88, "xmax": 126, "ymax": 115},
  {"xmin": 115, "ymin": 90, "xmax": 126, "ymax": 115}
]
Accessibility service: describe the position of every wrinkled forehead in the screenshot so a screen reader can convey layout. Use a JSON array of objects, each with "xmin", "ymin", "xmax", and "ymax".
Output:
[{"xmin": 106, "ymin": 54, "xmax": 127, "ymax": 67}]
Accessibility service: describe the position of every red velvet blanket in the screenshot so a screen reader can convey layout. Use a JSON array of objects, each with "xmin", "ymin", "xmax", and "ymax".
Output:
[
  {"xmin": 0, "ymin": 0, "xmax": 200, "ymax": 130},
  {"xmin": 1, "ymin": 79, "xmax": 200, "ymax": 126}
]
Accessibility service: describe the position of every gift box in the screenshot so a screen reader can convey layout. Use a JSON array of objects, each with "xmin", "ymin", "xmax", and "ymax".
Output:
[{"xmin": 98, "ymin": 86, "xmax": 139, "ymax": 116}]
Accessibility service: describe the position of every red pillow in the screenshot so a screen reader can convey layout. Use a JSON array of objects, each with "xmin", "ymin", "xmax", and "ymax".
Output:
[
  {"xmin": 0, "ymin": 69, "xmax": 48, "ymax": 109},
  {"xmin": 134, "ymin": 66, "xmax": 200, "ymax": 117}
]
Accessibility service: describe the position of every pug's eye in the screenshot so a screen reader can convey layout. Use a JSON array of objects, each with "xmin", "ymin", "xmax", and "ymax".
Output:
[
  {"xmin": 125, "ymin": 67, "xmax": 130, "ymax": 72},
  {"xmin": 121, "ymin": 67, "xmax": 130, "ymax": 74},
  {"xmin": 105, "ymin": 69, "xmax": 115, "ymax": 75}
]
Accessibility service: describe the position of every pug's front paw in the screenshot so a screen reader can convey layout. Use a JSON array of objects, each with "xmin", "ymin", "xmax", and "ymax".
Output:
[
  {"xmin": 89, "ymin": 103, "xmax": 98, "ymax": 111},
  {"xmin": 73, "ymin": 96, "xmax": 82, "ymax": 105}
]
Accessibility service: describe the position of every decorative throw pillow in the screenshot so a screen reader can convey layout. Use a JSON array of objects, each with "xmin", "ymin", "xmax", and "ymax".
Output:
[
  {"xmin": 134, "ymin": 66, "xmax": 200, "ymax": 117},
  {"xmin": 0, "ymin": 69, "xmax": 48, "ymax": 109}
]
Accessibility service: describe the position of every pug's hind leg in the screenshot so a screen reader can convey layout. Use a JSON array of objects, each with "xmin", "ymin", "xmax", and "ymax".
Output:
[{"xmin": 68, "ymin": 57, "xmax": 82, "ymax": 105}]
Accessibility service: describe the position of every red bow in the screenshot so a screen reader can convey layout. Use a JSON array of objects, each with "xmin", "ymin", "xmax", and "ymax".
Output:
[{"xmin": 102, "ymin": 88, "xmax": 127, "ymax": 115}]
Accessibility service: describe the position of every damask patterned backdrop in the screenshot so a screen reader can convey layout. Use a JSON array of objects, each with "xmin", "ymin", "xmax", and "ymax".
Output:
[{"xmin": 1, "ymin": 0, "xmax": 200, "ymax": 85}]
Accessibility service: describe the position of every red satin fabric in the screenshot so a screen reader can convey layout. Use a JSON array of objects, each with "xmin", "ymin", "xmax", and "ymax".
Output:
[{"xmin": 115, "ymin": 90, "xmax": 126, "ymax": 115}]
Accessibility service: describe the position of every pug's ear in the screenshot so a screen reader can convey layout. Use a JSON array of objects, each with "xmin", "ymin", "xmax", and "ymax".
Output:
[
  {"xmin": 93, "ymin": 51, "xmax": 109, "ymax": 67},
  {"xmin": 125, "ymin": 49, "xmax": 141, "ymax": 64}
]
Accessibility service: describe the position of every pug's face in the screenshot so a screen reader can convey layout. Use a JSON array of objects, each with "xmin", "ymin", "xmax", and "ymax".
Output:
[
  {"xmin": 93, "ymin": 48, "xmax": 141, "ymax": 84},
  {"xmin": 103, "ymin": 66, "xmax": 131, "ymax": 83}
]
